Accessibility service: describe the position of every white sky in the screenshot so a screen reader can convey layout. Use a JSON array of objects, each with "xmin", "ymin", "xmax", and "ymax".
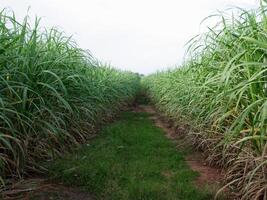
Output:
[{"xmin": 1, "ymin": 0, "xmax": 259, "ymax": 74}]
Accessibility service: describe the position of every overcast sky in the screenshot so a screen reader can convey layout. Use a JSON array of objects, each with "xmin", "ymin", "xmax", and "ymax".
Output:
[{"xmin": 2, "ymin": 0, "xmax": 259, "ymax": 74}]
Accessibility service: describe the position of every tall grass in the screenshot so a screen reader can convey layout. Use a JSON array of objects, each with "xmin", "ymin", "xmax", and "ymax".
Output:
[
  {"xmin": 144, "ymin": 4, "xmax": 267, "ymax": 200},
  {"xmin": 0, "ymin": 10, "xmax": 140, "ymax": 188}
]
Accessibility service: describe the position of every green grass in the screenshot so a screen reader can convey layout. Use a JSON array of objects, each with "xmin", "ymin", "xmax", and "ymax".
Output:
[{"xmin": 48, "ymin": 112, "xmax": 212, "ymax": 200}]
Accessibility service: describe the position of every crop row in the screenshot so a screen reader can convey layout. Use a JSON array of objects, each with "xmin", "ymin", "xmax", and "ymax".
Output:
[
  {"xmin": 0, "ymin": 10, "xmax": 140, "ymax": 188},
  {"xmin": 143, "ymin": 5, "xmax": 267, "ymax": 200}
]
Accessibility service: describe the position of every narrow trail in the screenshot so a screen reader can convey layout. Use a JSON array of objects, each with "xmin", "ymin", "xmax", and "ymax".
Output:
[
  {"xmin": 133, "ymin": 105, "xmax": 223, "ymax": 189},
  {"xmin": 4, "ymin": 105, "xmax": 224, "ymax": 200}
]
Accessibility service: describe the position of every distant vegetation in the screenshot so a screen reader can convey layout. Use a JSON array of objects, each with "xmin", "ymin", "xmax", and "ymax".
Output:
[
  {"xmin": 143, "ymin": 4, "xmax": 267, "ymax": 200},
  {"xmin": 0, "ymin": 10, "xmax": 139, "ymax": 188}
]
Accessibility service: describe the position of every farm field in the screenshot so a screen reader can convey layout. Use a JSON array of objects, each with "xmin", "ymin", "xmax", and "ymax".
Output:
[{"xmin": 1, "ymin": 2, "xmax": 267, "ymax": 200}]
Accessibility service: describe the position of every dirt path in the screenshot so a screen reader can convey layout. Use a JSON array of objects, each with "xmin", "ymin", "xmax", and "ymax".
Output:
[
  {"xmin": 2, "ymin": 178, "xmax": 95, "ymax": 200},
  {"xmin": 133, "ymin": 105, "xmax": 224, "ymax": 189},
  {"xmin": 3, "ymin": 105, "xmax": 224, "ymax": 200}
]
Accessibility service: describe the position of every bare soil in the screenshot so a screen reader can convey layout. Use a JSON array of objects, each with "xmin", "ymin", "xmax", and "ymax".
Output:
[{"xmin": 2, "ymin": 178, "xmax": 95, "ymax": 200}]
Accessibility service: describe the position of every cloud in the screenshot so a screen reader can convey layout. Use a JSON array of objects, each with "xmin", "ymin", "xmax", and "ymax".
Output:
[{"xmin": 1, "ymin": 0, "xmax": 259, "ymax": 74}]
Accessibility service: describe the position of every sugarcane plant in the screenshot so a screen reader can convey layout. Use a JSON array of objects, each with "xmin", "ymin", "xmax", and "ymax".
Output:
[
  {"xmin": 143, "ymin": 3, "xmax": 267, "ymax": 199},
  {"xmin": 0, "ymin": 9, "xmax": 140, "ymax": 189}
]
